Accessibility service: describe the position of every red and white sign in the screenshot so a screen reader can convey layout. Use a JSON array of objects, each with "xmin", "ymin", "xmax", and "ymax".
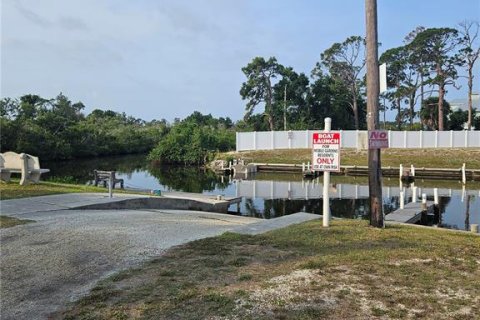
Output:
[
  {"xmin": 369, "ymin": 130, "xmax": 389, "ymax": 149},
  {"xmin": 312, "ymin": 132, "xmax": 341, "ymax": 172}
]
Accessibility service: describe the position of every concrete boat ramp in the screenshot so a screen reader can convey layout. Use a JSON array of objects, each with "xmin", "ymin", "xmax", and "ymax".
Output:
[{"xmin": 0, "ymin": 193, "xmax": 319, "ymax": 320}]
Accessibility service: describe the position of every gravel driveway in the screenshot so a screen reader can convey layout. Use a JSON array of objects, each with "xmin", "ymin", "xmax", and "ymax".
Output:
[{"xmin": 0, "ymin": 207, "xmax": 258, "ymax": 320}]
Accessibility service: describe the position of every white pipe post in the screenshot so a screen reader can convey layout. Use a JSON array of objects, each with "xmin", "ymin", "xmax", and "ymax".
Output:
[
  {"xmin": 302, "ymin": 162, "xmax": 305, "ymax": 173},
  {"xmin": 108, "ymin": 172, "xmax": 113, "ymax": 198},
  {"xmin": 421, "ymin": 193, "xmax": 427, "ymax": 210},
  {"xmin": 462, "ymin": 163, "xmax": 466, "ymax": 184},
  {"xmin": 434, "ymin": 188, "xmax": 439, "ymax": 205},
  {"xmin": 323, "ymin": 117, "xmax": 331, "ymax": 227},
  {"xmin": 399, "ymin": 190, "xmax": 405, "ymax": 209},
  {"xmin": 399, "ymin": 164, "xmax": 403, "ymax": 179},
  {"xmin": 410, "ymin": 164, "xmax": 415, "ymax": 177},
  {"xmin": 412, "ymin": 185, "xmax": 417, "ymax": 203}
]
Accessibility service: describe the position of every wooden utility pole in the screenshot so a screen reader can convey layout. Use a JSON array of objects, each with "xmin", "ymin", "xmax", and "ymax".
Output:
[{"xmin": 365, "ymin": 0, "xmax": 384, "ymax": 227}]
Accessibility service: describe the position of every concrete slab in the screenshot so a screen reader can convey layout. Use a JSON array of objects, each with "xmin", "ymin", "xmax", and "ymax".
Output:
[
  {"xmin": 233, "ymin": 212, "xmax": 321, "ymax": 235},
  {"xmin": 0, "ymin": 193, "xmax": 147, "ymax": 216}
]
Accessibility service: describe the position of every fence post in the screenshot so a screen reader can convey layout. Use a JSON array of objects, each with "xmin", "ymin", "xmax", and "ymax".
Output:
[
  {"xmin": 450, "ymin": 130, "xmax": 453, "ymax": 148},
  {"xmin": 356, "ymin": 130, "xmax": 360, "ymax": 149},
  {"xmin": 271, "ymin": 131, "xmax": 275, "ymax": 150},
  {"xmin": 253, "ymin": 131, "xmax": 257, "ymax": 150},
  {"xmin": 404, "ymin": 130, "xmax": 407, "ymax": 148},
  {"xmin": 108, "ymin": 172, "xmax": 113, "ymax": 198},
  {"xmin": 388, "ymin": 130, "xmax": 391, "ymax": 147},
  {"xmin": 236, "ymin": 132, "xmax": 239, "ymax": 152},
  {"xmin": 435, "ymin": 130, "xmax": 438, "ymax": 147}
]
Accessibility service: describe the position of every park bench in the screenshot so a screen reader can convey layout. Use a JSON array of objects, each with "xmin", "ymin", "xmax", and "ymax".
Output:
[
  {"xmin": 0, "ymin": 151, "xmax": 50, "ymax": 185},
  {"xmin": 93, "ymin": 170, "xmax": 124, "ymax": 189}
]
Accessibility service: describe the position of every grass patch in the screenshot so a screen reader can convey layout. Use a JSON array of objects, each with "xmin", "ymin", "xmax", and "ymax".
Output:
[
  {"xmin": 0, "ymin": 215, "xmax": 34, "ymax": 228},
  {"xmin": 218, "ymin": 148, "xmax": 480, "ymax": 169},
  {"xmin": 0, "ymin": 180, "xmax": 147, "ymax": 200},
  {"xmin": 61, "ymin": 220, "xmax": 480, "ymax": 319}
]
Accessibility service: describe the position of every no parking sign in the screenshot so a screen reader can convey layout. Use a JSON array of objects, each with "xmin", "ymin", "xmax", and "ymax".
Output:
[{"xmin": 312, "ymin": 132, "xmax": 341, "ymax": 172}]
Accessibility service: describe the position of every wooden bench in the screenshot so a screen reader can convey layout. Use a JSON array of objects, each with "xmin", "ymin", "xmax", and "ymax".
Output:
[
  {"xmin": 0, "ymin": 152, "xmax": 50, "ymax": 185},
  {"xmin": 93, "ymin": 170, "xmax": 124, "ymax": 189}
]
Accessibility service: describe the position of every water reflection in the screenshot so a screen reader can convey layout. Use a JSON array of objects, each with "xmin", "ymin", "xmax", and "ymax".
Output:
[{"xmin": 43, "ymin": 154, "xmax": 479, "ymax": 231}]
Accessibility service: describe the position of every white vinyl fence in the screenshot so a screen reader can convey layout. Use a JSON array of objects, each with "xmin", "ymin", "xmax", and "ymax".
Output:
[{"xmin": 236, "ymin": 130, "xmax": 480, "ymax": 151}]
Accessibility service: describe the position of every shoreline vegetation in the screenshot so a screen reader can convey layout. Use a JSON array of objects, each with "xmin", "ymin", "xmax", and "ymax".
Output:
[{"xmin": 60, "ymin": 220, "xmax": 480, "ymax": 320}]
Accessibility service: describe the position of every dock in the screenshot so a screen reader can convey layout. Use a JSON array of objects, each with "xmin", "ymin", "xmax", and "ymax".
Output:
[
  {"xmin": 233, "ymin": 163, "xmax": 480, "ymax": 181},
  {"xmin": 385, "ymin": 201, "xmax": 435, "ymax": 224}
]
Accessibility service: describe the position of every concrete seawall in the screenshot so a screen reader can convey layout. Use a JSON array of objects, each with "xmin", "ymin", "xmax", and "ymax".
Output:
[{"xmin": 73, "ymin": 197, "xmax": 232, "ymax": 213}]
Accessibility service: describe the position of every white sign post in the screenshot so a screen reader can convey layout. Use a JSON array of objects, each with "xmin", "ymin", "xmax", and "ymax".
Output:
[{"xmin": 312, "ymin": 118, "xmax": 341, "ymax": 227}]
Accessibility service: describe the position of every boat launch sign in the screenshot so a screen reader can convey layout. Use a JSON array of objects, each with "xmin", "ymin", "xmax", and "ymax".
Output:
[{"xmin": 312, "ymin": 132, "xmax": 341, "ymax": 172}]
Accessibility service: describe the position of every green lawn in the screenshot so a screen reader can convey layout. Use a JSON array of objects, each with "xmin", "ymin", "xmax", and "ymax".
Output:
[
  {"xmin": 0, "ymin": 180, "xmax": 146, "ymax": 200},
  {"xmin": 218, "ymin": 148, "xmax": 480, "ymax": 169},
  {"xmin": 0, "ymin": 215, "xmax": 34, "ymax": 228},
  {"xmin": 61, "ymin": 220, "xmax": 480, "ymax": 320}
]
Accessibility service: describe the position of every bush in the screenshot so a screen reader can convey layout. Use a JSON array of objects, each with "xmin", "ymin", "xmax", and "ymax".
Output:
[{"xmin": 148, "ymin": 122, "xmax": 235, "ymax": 165}]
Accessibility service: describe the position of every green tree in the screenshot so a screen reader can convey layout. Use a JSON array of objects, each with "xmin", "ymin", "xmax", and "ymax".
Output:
[
  {"xmin": 320, "ymin": 36, "xmax": 366, "ymax": 129},
  {"xmin": 272, "ymin": 67, "xmax": 309, "ymax": 130},
  {"xmin": 240, "ymin": 57, "xmax": 282, "ymax": 131},
  {"xmin": 458, "ymin": 20, "xmax": 480, "ymax": 130},
  {"xmin": 420, "ymin": 97, "xmax": 451, "ymax": 130},
  {"xmin": 448, "ymin": 109, "xmax": 468, "ymax": 130},
  {"xmin": 410, "ymin": 28, "xmax": 463, "ymax": 131}
]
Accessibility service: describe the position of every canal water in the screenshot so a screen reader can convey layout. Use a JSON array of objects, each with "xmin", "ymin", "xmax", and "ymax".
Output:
[{"xmin": 44, "ymin": 154, "xmax": 480, "ymax": 231}]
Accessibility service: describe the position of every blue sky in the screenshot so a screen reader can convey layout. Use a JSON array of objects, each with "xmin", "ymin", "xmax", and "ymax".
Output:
[{"xmin": 1, "ymin": 0, "xmax": 479, "ymax": 122}]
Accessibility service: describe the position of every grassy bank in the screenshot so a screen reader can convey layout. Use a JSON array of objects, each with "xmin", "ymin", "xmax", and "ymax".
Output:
[
  {"xmin": 0, "ymin": 180, "xmax": 145, "ymax": 200},
  {"xmin": 218, "ymin": 148, "xmax": 480, "ymax": 169},
  {"xmin": 61, "ymin": 220, "xmax": 480, "ymax": 320},
  {"xmin": 0, "ymin": 215, "xmax": 34, "ymax": 228}
]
